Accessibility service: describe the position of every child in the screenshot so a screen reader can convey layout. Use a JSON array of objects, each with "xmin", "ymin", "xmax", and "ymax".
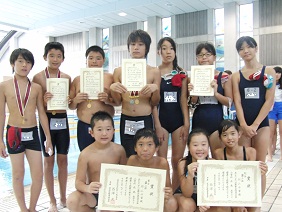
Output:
[
  {"xmin": 110, "ymin": 29, "xmax": 161, "ymax": 158},
  {"xmin": 0, "ymin": 48, "xmax": 52, "ymax": 212},
  {"xmin": 32, "ymin": 41, "xmax": 71, "ymax": 211},
  {"xmin": 127, "ymin": 128, "xmax": 178, "ymax": 212},
  {"xmin": 232, "ymin": 36, "xmax": 275, "ymax": 195},
  {"xmin": 174, "ymin": 128, "xmax": 227, "ymax": 212},
  {"xmin": 69, "ymin": 45, "xmax": 118, "ymax": 151},
  {"xmin": 215, "ymin": 119, "xmax": 268, "ymax": 212},
  {"xmin": 66, "ymin": 111, "xmax": 127, "ymax": 212}
]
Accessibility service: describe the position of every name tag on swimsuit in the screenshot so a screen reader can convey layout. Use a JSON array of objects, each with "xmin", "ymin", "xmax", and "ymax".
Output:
[
  {"xmin": 50, "ymin": 118, "xmax": 67, "ymax": 130},
  {"xmin": 244, "ymin": 87, "xmax": 259, "ymax": 99},
  {"xmin": 124, "ymin": 120, "xmax": 145, "ymax": 135},
  {"xmin": 164, "ymin": 92, "xmax": 177, "ymax": 103},
  {"xmin": 199, "ymin": 96, "xmax": 218, "ymax": 104},
  {"xmin": 21, "ymin": 131, "xmax": 33, "ymax": 141}
]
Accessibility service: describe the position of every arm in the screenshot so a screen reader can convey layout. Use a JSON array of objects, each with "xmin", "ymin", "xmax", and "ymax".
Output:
[
  {"xmin": 214, "ymin": 75, "xmax": 233, "ymax": 107},
  {"xmin": 69, "ymin": 77, "xmax": 88, "ymax": 110},
  {"xmin": 110, "ymin": 67, "xmax": 126, "ymax": 105},
  {"xmin": 180, "ymin": 77, "xmax": 190, "ymax": 141},
  {"xmin": 213, "ymin": 148, "xmax": 224, "ymax": 160},
  {"xmin": 119, "ymin": 145, "xmax": 127, "ymax": 165},
  {"xmin": 0, "ymin": 84, "xmax": 8, "ymax": 158},
  {"xmin": 152, "ymin": 106, "xmax": 165, "ymax": 143},
  {"xmin": 188, "ymin": 78, "xmax": 199, "ymax": 104},
  {"xmin": 178, "ymin": 160, "xmax": 196, "ymax": 198}
]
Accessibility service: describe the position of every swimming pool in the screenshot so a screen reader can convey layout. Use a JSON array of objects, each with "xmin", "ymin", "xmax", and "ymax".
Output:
[{"xmin": 0, "ymin": 115, "xmax": 121, "ymax": 198}]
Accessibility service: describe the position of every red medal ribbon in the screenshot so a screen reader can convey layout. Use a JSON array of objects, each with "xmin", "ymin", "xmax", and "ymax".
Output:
[
  {"xmin": 13, "ymin": 76, "xmax": 31, "ymax": 118},
  {"xmin": 44, "ymin": 67, "xmax": 61, "ymax": 78}
]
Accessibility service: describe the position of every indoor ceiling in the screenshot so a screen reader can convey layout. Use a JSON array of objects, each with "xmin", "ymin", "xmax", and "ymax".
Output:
[{"xmin": 0, "ymin": 0, "xmax": 255, "ymax": 37}]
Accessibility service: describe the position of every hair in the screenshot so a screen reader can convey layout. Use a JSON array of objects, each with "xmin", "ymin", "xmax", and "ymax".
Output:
[
  {"xmin": 157, "ymin": 37, "xmax": 182, "ymax": 72},
  {"xmin": 85, "ymin": 45, "xmax": 105, "ymax": 59},
  {"xmin": 90, "ymin": 111, "xmax": 114, "ymax": 129},
  {"xmin": 43, "ymin": 41, "xmax": 65, "ymax": 59},
  {"xmin": 274, "ymin": 66, "xmax": 282, "ymax": 90},
  {"xmin": 224, "ymin": 70, "xmax": 232, "ymax": 75},
  {"xmin": 182, "ymin": 128, "xmax": 209, "ymax": 175},
  {"xmin": 195, "ymin": 42, "xmax": 216, "ymax": 56},
  {"xmin": 133, "ymin": 128, "xmax": 159, "ymax": 147},
  {"xmin": 218, "ymin": 119, "xmax": 239, "ymax": 137},
  {"xmin": 127, "ymin": 29, "xmax": 151, "ymax": 58},
  {"xmin": 10, "ymin": 48, "xmax": 35, "ymax": 73},
  {"xmin": 235, "ymin": 36, "xmax": 257, "ymax": 52}
]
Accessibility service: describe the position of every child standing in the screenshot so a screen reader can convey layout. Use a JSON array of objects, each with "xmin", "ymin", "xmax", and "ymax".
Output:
[
  {"xmin": 66, "ymin": 111, "xmax": 127, "ymax": 212},
  {"xmin": 174, "ymin": 128, "xmax": 227, "ymax": 212},
  {"xmin": 215, "ymin": 119, "xmax": 268, "ymax": 211},
  {"xmin": 127, "ymin": 128, "xmax": 177, "ymax": 212},
  {"xmin": 0, "ymin": 48, "xmax": 52, "ymax": 212},
  {"xmin": 32, "ymin": 41, "xmax": 71, "ymax": 211}
]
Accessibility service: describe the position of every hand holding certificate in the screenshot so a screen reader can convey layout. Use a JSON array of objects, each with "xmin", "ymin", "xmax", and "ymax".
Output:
[
  {"xmin": 80, "ymin": 68, "xmax": 104, "ymax": 99},
  {"xmin": 122, "ymin": 59, "xmax": 147, "ymax": 91},
  {"xmin": 197, "ymin": 160, "xmax": 261, "ymax": 207},
  {"xmin": 190, "ymin": 65, "xmax": 214, "ymax": 96},
  {"xmin": 98, "ymin": 163, "xmax": 166, "ymax": 212},
  {"xmin": 46, "ymin": 78, "xmax": 69, "ymax": 110}
]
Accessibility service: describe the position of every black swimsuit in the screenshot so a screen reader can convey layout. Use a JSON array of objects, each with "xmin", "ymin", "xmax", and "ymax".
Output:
[{"xmin": 224, "ymin": 146, "xmax": 247, "ymax": 161}]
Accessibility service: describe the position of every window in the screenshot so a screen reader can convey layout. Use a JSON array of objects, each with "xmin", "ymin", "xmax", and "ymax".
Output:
[
  {"xmin": 162, "ymin": 17, "xmax": 171, "ymax": 37},
  {"xmin": 215, "ymin": 8, "xmax": 224, "ymax": 71},
  {"xmin": 102, "ymin": 28, "xmax": 109, "ymax": 71}
]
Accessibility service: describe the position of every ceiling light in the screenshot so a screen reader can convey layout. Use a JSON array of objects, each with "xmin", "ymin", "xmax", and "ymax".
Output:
[
  {"xmin": 118, "ymin": 12, "xmax": 127, "ymax": 17},
  {"xmin": 94, "ymin": 18, "xmax": 103, "ymax": 21}
]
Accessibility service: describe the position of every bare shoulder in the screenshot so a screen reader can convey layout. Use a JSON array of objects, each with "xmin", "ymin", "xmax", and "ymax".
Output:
[
  {"xmin": 61, "ymin": 71, "xmax": 71, "ymax": 80},
  {"xmin": 111, "ymin": 142, "xmax": 125, "ymax": 152},
  {"xmin": 31, "ymin": 81, "xmax": 42, "ymax": 90},
  {"xmin": 72, "ymin": 76, "xmax": 80, "ymax": 84},
  {"xmin": 127, "ymin": 155, "xmax": 138, "ymax": 166},
  {"xmin": 147, "ymin": 65, "xmax": 159, "ymax": 73},
  {"xmin": 246, "ymin": 146, "xmax": 256, "ymax": 156},
  {"xmin": 265, "ymin": 66, "xmax": 275, "ymax": 75},
  {"xmin": 104, "ymin": 72, "xmax": 114, "ymax": 80},
  {"xmin": 32, "ymin": 70, "xmax": 44, "ymax": 81},
  {"xmin": 214, "ymin": 148, "xmax": 224, "ymax": 160},
  {"xmin": 114, "ymin": 67, "xmax": 121, "ymax": 74}
]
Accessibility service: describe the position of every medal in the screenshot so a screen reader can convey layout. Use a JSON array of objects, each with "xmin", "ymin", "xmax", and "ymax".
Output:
[
  {"xmin": 130, "ymin": 99, "xmax": 135, "ymax": 105},
  {"xmin": 14, "ymin": 76, "xmax": 31, "ymax": 125},
  {"xmin": 135, "ymin": 99, "xmax": 139, "ymax": 104},
  {"xmin": 129, "ymin": 91, "xmax": 139, "ymax": 105},
  {"xmin": 52, "ymin": 111, "xmax": 56, "ymax": 115},
  {"xmin": 87, "ymin": 103, "xmax": 92, "ymax": 108}
]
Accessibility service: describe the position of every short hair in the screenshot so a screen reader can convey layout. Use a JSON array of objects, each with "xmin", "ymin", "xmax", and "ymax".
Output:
[
  {"xmin": 90, "ymin": 111, "xmax": 114, "ymax": 129},
  {"xmin": 85, "ymin": 45, "xmax": 105, "ymax": 59},
  {"xmin": 43, "ymin": 41, "xmax": 65, "ymax": 59},
  {"xmin": 134, "ymin": 128, "xmax": 159, "ymax": 147},
  {"xmin": 236, "ymin": 36, "xmax": 257, "ymax": 52},
  {"xmin": 196, "ymin": 42, "xmax": 216, "ymax": 56},
  {"xmin": 157, "ymin": 37, "xmax": 182, "ymax": 72},
  {"xmin": 218, "ymin": 119, "xmax": 239, "ymax": 137},
  {"xmin": 224, "ymin": 70, "xmax": 232, "ymax": 75},
  {"xmin": 10, "ymin": 48, "xmax": 35, "ymax": 73},
  {"xmin": 127, "ymin": 29, "xmax": 151, "ymax": 58}
]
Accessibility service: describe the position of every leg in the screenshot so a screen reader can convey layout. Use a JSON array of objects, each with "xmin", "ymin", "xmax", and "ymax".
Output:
[
  {"xmin": 9, "ymin": 152, "xmax": 28, "ymax": 212},
  {"xmin": 272, "ymin": 123, "xmax": 277, "ymax": 154},
  {"xmin": 67, "ymin": 190, "xmax": 97, "ymax": 212},
  {"xmin": 238, "ymin": 127, "xmax": 251, "ymax": 147},
  {"xmin": 57, "ymin": 154, "xmax": 68, "ymax": 206},
  {"xmin": 267, "ymin": 119, "xmax": 276, "ymax": 162},
  {"xmin": 209, "ymin": 131, "xmax": 224, "ymax": 158},
  {"xmin": 174, "ymin": 194, "xmax": 196, "ymax": 212},
  {"xmin": 252, "ymin": 127, "xmax": 269, "ymax": 197},
  {"xmin": 44, "ymin": 155, "xmax": 57, "ymax": 211},
  {"xmin": 156, "ymin": 128, "xmax": 169, "ymax": 159},
  {"xmin": 278, "ymin": 120, "xmax": 282, "ymax": 160},
  {"xmin": 171, "ymin": 127, "xmax": 186, "ymax": 191},
  {"xmin": 25, "ymin": 149, "xmax": 43, "ymax": 212}
]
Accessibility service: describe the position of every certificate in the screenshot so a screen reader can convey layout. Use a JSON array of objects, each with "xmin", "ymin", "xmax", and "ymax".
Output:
[
  {"xmin": 197, "ymin": 160, "xmax": 261, "ymax": 207},
  {"xmin": 80, "ymin": 68, "xmax": 104, "ymax": 99},
  {"xmin": 98, "ymin": 163, "xmax": 166, "ymax": 212},
  {"xmin": 122, "ymin": 59, "xmax": 147, "ymax": 91},
  {"xmin": 190, "ymin": 65, "xmax": 214, "ymax": 96},
  {"xmin": 46, "ymin": 78, "xmax": 69, "ymax": 110}
]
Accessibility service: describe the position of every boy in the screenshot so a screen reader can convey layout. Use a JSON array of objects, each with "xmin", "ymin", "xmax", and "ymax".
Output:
[
  {"xmin": 66, "ymin": 111, "xmax": 127, "ymax": 211},
  {"xmin": 32, "ymin": 42, "xmax": 71, "ymax": 211},
  {"xmin": 110, "ymin": 29, "xmax": 161, "ymax": 158},
  {"xmin": 0, "ymin": 48, "xmax": 52, "ymax": 212},
  {"xmin": 69, "ymin": 45, "xmax": 118, "ymax": 151},
  {"xmin": 127, "ymin": 128, "xmax": 178, "ymax": 212}
]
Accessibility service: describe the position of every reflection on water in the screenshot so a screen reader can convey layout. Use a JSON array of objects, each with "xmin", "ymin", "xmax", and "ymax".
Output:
[{"xmin": 0, "ymin": 115, "xmax": 121, "ymax": 198}]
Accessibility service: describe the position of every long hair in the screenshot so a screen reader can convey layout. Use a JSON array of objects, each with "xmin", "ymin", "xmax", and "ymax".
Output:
[{"xmin": 274, "ymin": 66, "xmax": 282, "ymax": 90}]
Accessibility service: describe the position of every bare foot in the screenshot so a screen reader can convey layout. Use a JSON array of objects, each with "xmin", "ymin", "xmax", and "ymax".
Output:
[
  {"xmin": 266, "ymin": 155, "xmax": 273, "ymax": 162},
  {"xmin": 58, "ymin": 201, "xmax": 66, "ymax": 209},
  {"xmin": 48, "ymin": 203, "xmax": 58, "ymax": 212}
]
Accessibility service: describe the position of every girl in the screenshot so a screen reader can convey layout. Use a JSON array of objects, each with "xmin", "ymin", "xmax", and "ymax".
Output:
[
  {"xmin": 231, "ymin": 36, "xmax": 275, "ymax": 195},
  {"xmin": 267, "ymin": 66, "xmax": 282, "ymax": 161},
  {"xmin": 153, "ymin": 37, "xmax": 189, "ymax": 191},
  {"xmin": 174, "ymin": 128, "xmax": 227, "ymax": 212},
  {"xmin": 215, "ymin": 119, "xmax": 268, "ymax": 211},
  {"xmin": 188, "ymin": 42, "xmax": 233, "ymax": 158}
]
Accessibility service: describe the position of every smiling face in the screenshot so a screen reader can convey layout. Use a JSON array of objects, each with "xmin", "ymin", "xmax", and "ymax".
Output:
[
  {"xmin": 86, "ymin": 51, "xmax": 105, "ymax": 68},
  {"xmin": 188, "ymin": 134, "xmax": 209, "ymax": 162},
  {"xmin": 196, "ymin": 48, "xmax": 216, "ymax": 65},
  {"xmin": 90, "ymin": 119, "xmax": 114, "ymax": 144},
  {"xmin": 44, "ymin": 48, "xmax": 64, "ymax": 70},
  {"xmin": 134, "ymin": 136, "xmax": 158, "ymax": 161},
  {"xmin": 219, "ymin": 126, "xmax": 240, "ymax": 148}
]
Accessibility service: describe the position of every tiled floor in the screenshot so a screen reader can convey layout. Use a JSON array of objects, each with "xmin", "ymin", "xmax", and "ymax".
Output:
[{"xmin": 1, "ymin": 145, "xmax": 282, "ymax": 212}]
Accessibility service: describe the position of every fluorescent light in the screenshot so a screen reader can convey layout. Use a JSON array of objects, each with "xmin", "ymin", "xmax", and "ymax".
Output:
[
  {"xmin": 118, "ymin": 12, "xmax": 127, "ymax": 17},
  {"xmin": 0, "ymin": 21, "xmax": 28, "ymax": 32}
]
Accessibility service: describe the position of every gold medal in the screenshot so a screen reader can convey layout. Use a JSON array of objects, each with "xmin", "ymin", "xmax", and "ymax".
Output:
[
  {"xmin": 52, "ymin": 111, "xmax": 56, "ymax": 115},
  {"xmin": 87, "ymin": 103, "xmax": 92, "ymax": 108},
  {"xmin": 135, "ymin": 99, "xmax": 139, "ymax": 104}
]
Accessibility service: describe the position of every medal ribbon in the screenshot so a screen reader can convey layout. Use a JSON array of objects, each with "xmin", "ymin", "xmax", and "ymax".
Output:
[
  {"xmin": 44, "ymin": 67, "xmax": 61, "ymax": 78},
  {"xmin": 14, "ymin": 76, "xmax": 31, "ymax": 118}
]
